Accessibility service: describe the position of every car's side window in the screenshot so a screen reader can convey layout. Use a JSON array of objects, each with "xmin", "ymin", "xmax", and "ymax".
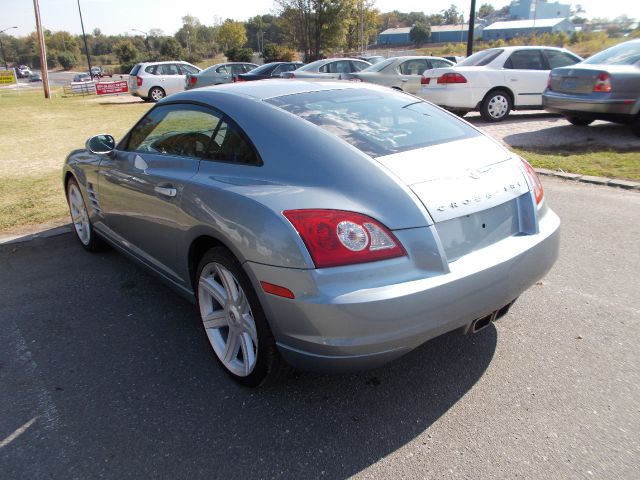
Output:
[
  {"xmin": 272, "ymin": 64, "xmax": 286, "ymax": 75},
  {"xmin": 399, "ymin": 60, "xmax": 429, "ymax": 75},
  {"xmin": 205, "ymin": 118, "xmax": 260, "ymax": 165},
  {"xmin": 216, "ymin": 65, "xmax": 230, "ymax": 74},
  {"xmin": 431, "ymin": 59, "xmax": 451, "ymax": 69},
  {"xmin": 351, "ymin": 61, "xmax": 368, "ymax": 72},
  {"xmin": 180, "ymin": 64, "xmax": 199, "ymax": 74},
  {"xmin": 544, "ymin": 50, "xmax": 580, "ymax": 69},
  {"xmin": 156, "ymin": 64, "xmax": 180, "ymax": 75},
  {"xmin": 126, "ymin": 104, "xmax": 222, "ymax": 159},
  {"xmin": 504, "ymin": 50, "xmax": 546, "ymax": 70},
  {"xmin": 145, "ymin": 65, "xmax": 157, "ymax": 74}
]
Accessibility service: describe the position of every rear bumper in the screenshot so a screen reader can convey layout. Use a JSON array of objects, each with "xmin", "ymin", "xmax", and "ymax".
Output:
[
  {"xmin": 418, "ymin": 85, "xmax": 483, "ymax": 110},
  {"xmin": 543, "ymin": 92, "xmax": 637, "ymax": 121},
  {"xmin": 246, "ymin": 208, "xmax": 560, "ymax": 372}
]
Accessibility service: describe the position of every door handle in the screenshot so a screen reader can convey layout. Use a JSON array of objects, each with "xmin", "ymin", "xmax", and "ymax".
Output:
[{"xmin": 154, "ymin": 186, "xmax": 177, "ymax": 197}]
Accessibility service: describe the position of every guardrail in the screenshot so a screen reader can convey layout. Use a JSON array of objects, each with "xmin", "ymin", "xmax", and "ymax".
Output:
[{"xmin": 63, "ymin": 81, "xmax": 97, "ymax": 96}]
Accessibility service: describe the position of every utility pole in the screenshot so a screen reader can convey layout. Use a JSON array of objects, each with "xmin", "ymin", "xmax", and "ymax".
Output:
[
  {"xmin": 76, "ymin": 0, "xmax": 93, "ymax": 78},
  {"xmin": 32, "ymin": 0, "xmax": 50, "ymax": 98},
  {"xmin": 466, "ymin": 0, "xmax": 477, "ymax": 57},
  {"xmin": 0, "ymin": 26, "xmax": 17, "ymax": 70}
]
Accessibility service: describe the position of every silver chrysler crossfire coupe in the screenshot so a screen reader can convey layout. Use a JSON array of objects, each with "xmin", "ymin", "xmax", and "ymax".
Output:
[{"xmin": 63, "ymin": 80, "xmax": 560, "ymax": 386}]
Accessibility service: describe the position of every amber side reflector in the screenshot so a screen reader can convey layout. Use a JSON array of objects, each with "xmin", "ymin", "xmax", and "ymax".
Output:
[{"xmin": 260, "ymin": 281, "xmax": 295, "ymax": 299}]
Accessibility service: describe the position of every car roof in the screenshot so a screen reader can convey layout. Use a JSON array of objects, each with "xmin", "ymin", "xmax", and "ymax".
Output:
[{"xmin": 139, "ymin": 60, "xmax": 195, "ymax": 66}]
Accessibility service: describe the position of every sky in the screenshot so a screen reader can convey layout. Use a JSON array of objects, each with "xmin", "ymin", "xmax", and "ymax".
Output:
[{"xmin": 0, "ymin": 0, "xmax": 635, "ymax": 37}]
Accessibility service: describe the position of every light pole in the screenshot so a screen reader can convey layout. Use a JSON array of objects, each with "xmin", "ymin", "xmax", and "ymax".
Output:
[
  {"xmin": 76, "ymin": 0, "xmax": 93, "ymax": 78},
  {"xmin": 132, "ymin": 29, "xmax": 151, "ymax": 58},
  {"xmin": 0, "ymin": 26, "xmax": 17, "ymax": 70}
]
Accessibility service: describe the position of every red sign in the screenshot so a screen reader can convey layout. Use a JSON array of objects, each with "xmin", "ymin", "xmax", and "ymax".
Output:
[{"xmin": 96, "ymin": 81, "xmax": 128, "ymax": 95}]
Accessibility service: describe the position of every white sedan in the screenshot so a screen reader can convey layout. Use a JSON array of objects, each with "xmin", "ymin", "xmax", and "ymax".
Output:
[
  {"xmin": 349, "ymin": 56, "xmax": 454, "ymax": 95},
  {"xmin": 419, "ymin": 46, "xmax": 582, "ymax": 121}
]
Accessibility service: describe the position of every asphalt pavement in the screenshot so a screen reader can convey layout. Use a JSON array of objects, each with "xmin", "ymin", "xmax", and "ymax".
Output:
[{"xmin": 0, "ymin": 178, "xmax": 639, "ymax": 479}]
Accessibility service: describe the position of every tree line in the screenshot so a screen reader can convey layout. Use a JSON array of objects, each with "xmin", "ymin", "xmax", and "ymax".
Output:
[{"xmin": 0, "ymin": 2, "xmax": 636, "ymax": 72}]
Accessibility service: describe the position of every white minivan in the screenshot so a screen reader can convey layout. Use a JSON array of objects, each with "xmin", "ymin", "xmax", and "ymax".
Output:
[{"xmin": 128, "ymin": 61, "xmax": 201, "ymax": 102}]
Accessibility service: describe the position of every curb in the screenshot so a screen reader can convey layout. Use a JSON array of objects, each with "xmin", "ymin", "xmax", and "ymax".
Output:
[
  {"xmin": 0, "ymin": 224, "xmax": 71, "ymax": 246},
  {"xmin": 534, "ymin": 168, "xmax": 640, "ymax": 191}
]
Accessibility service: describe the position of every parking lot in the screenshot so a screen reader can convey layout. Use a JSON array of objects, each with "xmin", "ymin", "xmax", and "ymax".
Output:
[{"xmin": 1, "ymin": 177, "xmax": 638, "ymax": 479}]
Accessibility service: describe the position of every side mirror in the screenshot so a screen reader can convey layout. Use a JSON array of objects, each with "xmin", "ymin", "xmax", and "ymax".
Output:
[{"xmin": 86, "ymin": 134, "xmax": 115, "ymax": 154}]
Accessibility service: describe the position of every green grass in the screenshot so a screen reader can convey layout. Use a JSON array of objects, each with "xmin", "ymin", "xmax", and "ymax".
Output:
[
  {"xmin": 516, "ymin": 148, "xmax": 640, "ymax": 181},
  {"xmin": 0, "ymin": 87, "xmax": 151, "ymax": 231}
]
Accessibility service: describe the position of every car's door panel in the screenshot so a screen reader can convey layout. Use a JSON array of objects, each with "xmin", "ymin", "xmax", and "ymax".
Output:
[
  {"xmin": 98, "ymin": 151, "xmax": 199, "ymax": 283},
  {"xmin": 97, "ymin": 103, "xmax": 223, "ymax": 284},
  {"xmin": 503, "ymin": 49, "xmax": 549, "ymax": 107}
]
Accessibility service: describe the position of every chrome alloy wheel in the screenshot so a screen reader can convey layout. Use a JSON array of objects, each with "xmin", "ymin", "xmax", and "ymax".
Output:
[
  {"xmin": 198, "ymin": 262, "xmax": 258, "ymax": 377},
  {"xmin": 150, "ymin": 87, "xmax": 165, "ymax": 101},
  {"xmin": 68, "ymin": 182, "xmax": 91, "ymax": 246},
  {"xmin": 486, "ymin": 94, "xmax": 509, "ymax": 120}
]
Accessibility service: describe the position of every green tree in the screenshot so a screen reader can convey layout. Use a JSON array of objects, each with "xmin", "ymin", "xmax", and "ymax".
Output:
[
  {"xmin": 158, "ymin": 37, "xmax": 183, "ymax": 59},
  {"xmin": 224, "ymin": 46, "xmax": 253, "ymax": 62},
  {"xmin": 441, "ymin": 5, "xmax": 463, "ymax": 24},
  {"xmin": 114, "ymin": 39, "xmax": 139, "ymax": 64},
  {"xmin": 57, "ymin": 51, "xmax": 78, "ymax": 70},
  {"xmin": 477, "ymin": 4, "xmax": 495, "ymax": 19},
  {"xmin": 276, "ymin": 0, "xmax": 353, "ymax": 61},
  {"xmin": 410, "ymin": 22, "xmax": 431, "ymax": 46},
  {"xmin": 261, "ymin": 43, "xmax": 295, "ymax": 62},
  {"xmin": 216, "ymin": 19, "xmax": 248, "ymax": 51}
]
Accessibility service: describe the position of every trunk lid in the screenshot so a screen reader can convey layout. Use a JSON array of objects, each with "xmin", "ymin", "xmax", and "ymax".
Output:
[
  {"xmin": 376, "ymin": 135, "xmax": 529, "ymax": 223},
  {"xmin": 376, "ymin": 136, "xmax": 533, "ymax": 261}
]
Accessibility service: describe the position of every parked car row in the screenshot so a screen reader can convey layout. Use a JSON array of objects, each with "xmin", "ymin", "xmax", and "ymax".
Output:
[{"xmin": 125, "ymin": 40, "xmax": 639, "ymax": 135}]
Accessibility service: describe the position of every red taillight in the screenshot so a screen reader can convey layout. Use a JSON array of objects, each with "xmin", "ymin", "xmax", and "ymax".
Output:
[
  {"xmin": 260, "ymin": 281, "xmax": 295, "ymax": 299},
  {"xmin": 283, "ymin": 209, "xmax": 406, "ymax": 268},
  {"xmin": 234, "ymin": 76, "xmax": 245, "ymax": 82},
  {"xmin": 593, "ymin": 72, "xmax": 611, "ymax": 92},
  {"xmin": 288, "ymin": 73, "xmax": 295, "ymax": 79},
  {"xmin": 421, "ymin": 77, "xmax": 430, "ymax": 85},
  {"xmin": 189, "ymin": 76, "xmax": 197, "ymax": 85},
  {"xmin": 519, "ymin": 157, "xmax": 544, "ymax": 205},
  {"xmin": 136, "ymin": 76, "xmax": 142, "ymax": 87},
  {"xmin": 437, "ymin": 73, "xmax": 467, "ymax": 84},
  {"xmin": 546, "ymin": 73, "xmax": 552, "ymax": 90}
]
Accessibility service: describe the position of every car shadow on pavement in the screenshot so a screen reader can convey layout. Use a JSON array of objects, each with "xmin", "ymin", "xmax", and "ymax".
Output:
[
  {"xmin": 0, "ymin": 234, "xmax": 497, "ymax": 479},
  {"xmin": 502, "ymin": 121, "xmax": 640, "ymax": 151},
  {"xmin": 466, "ymin": 111, "xmax": 561, "ymax": 127}
]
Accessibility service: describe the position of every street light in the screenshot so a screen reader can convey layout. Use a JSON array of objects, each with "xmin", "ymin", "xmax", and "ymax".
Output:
[
  {"xmin": 132, "ymin": 29, "xmax": 151, "ymax": 58},
  {"xmin": 0, "ymin": 26, "xmax": 18, "ymax": 70}
]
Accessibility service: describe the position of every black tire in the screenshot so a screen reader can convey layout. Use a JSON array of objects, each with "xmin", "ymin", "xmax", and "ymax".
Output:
[
  {"xmin": 148, "ymin": 86, "xmax": 165, "ymax": 102},
  {"xmin": 196, "ymin": 247, "xmax": 282, "ymax": 387},
  {"xmin": 480, "ymin": 89, "xmax": 512, "ymax": 122},
  {"xmin": 566, "ymin": 116, "xmax": 593, "ymax": 126},
  {"xmin": 65, "ymin": 177, "xmax": 107, "ymax": 252}
]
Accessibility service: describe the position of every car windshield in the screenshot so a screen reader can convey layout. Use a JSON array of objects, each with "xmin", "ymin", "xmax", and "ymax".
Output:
[
  {"xmin": 361, "ymin": 58, "xmax": 395, "ymax": 72},
  {"xmin": 583, "ymin": 41, "xmax": 640, "ymax": 66},
  {"xmin": 457, "ymin": 49, "xmax": 503, "ymax": 66},
  {"xmin": 296, "ymin": 60, "xmax": 327, "ymax": 72},
  {"xmin": 267, "ymin": 88, "xmax": 480, "ymax": 157}
]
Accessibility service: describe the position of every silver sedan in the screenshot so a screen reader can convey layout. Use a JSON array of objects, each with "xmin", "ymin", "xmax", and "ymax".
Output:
[
  {"xmin": 543, "ymin": 39, "xmax": 640, "ymax": 136},
  {"xmin": 280, "ymin": 57, "xmax": 371, "ymax": 80},
  {"xmin": 185, "ymin": 62, "xmax": 258, "ymax": 90},
  {"xmin": 63, "ymin": 81, "xmax": 560, "ymax": 386},
  {"xmin": 350, "ymin": 56, "xmax": 454, "ymax": 94}
]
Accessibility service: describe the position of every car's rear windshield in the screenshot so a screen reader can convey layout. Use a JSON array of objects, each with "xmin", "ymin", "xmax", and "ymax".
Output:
[
  {"xmin": 361, "ymin": 58, "xmax": 395, "ymax": 72},
  {"xmin": 583, "ymin": 41, "xmax": 640, "ymax": 66},
  {"xmin": 248, "ymin": 63, "xmax": 277, "ymax": 75},
  {"xmin": 129, "ymin": 64, "xmax": 142, "ymax": 76},
  {"xmin": 457, "ymin": 49, "xmax": 503, "ymax": 66},
  {"xmin": 266, "ymin": 88, "xmax": 480, "ymax": 157}
]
